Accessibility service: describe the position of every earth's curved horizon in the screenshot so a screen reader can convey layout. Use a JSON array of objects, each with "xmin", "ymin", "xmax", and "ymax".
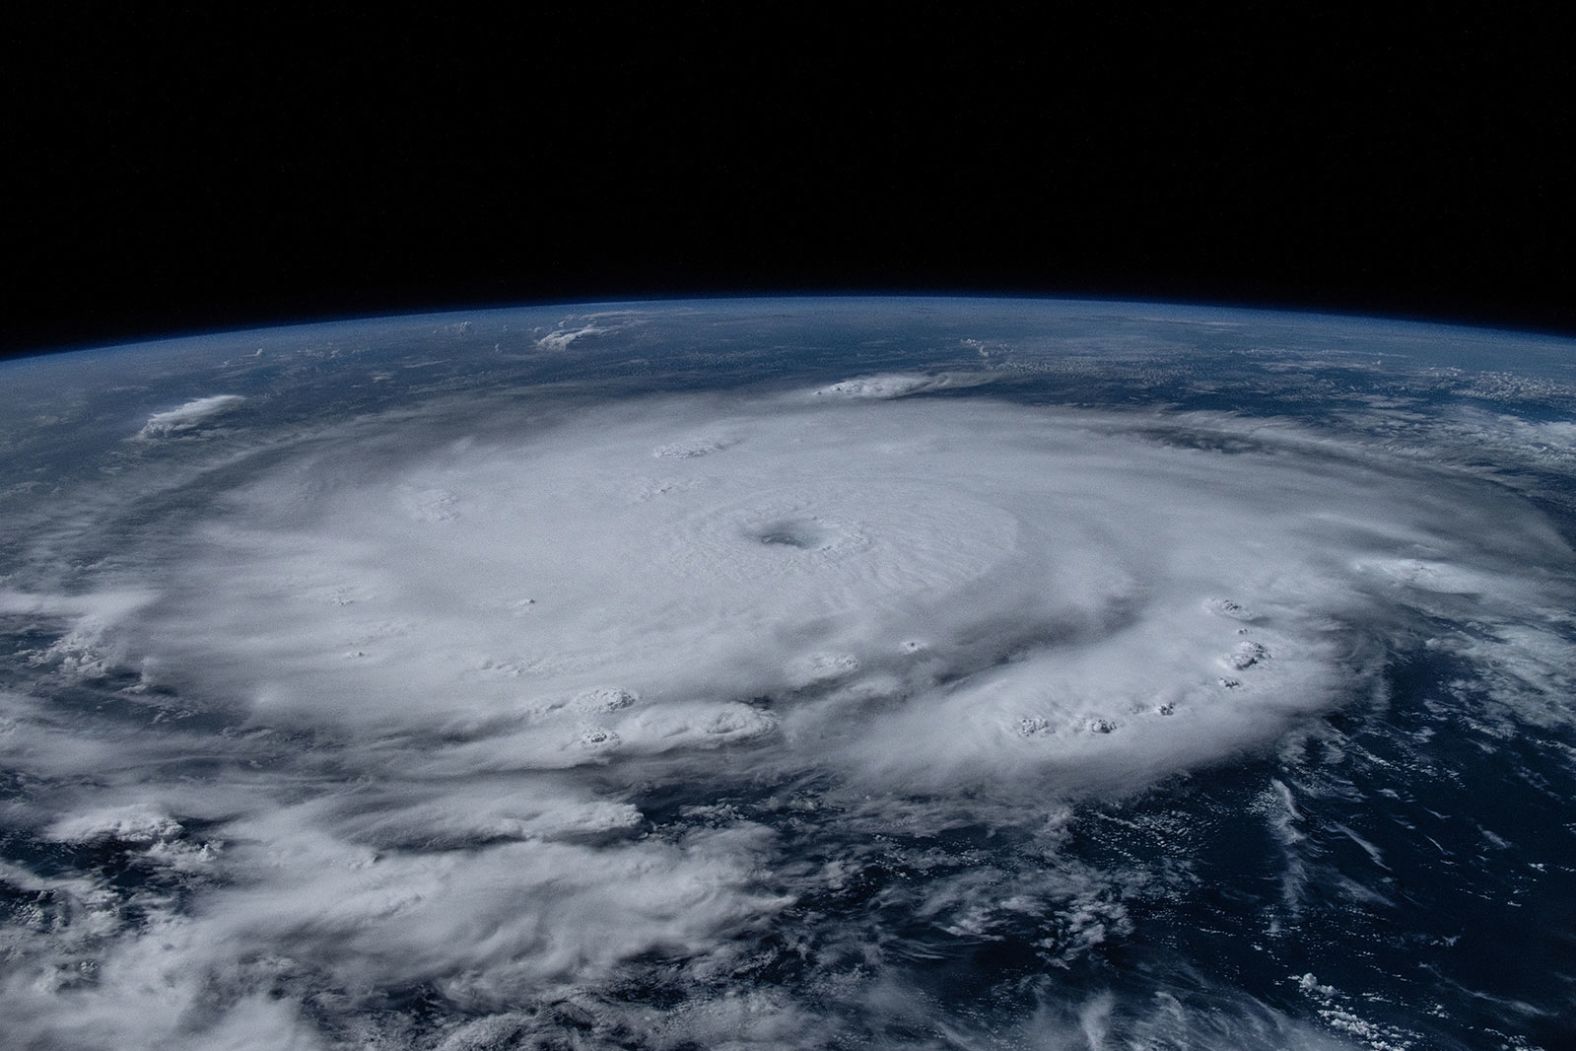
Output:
[{"xmin": 2, "ymin": 297, "xmax": 1573, "ymax": 1050}]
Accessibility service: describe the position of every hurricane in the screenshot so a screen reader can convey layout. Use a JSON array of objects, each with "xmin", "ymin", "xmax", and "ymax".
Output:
[{"xmin": 2, "ymin": 299, "xmax": 1573, "ymax": 1050}]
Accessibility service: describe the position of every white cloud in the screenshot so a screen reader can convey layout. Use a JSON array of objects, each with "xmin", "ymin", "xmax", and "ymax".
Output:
[
  {"xmin": 4, "ymin": 381, "xmax": 1573, "ymax": 1047},
  {"xmin": 136, "ymin": 394, "xmax": 246, "ymax": 438},
  {"xmin": 531, "ymin": 312, "xmax": 642, "ymax": 351},
  {"xmin": 45, "ymin": 803, "xmax": 183, "ymax": 844},
  {"xmin": 534, "ymin": 322, "xmax": 607, "ymax": 351},
  {"xmin": 807, "ymin": 371, "xmax": 988, "ymax": 399},
  {"xmin": 117, "ymin": 395, "xmax": 1571, "ymax": 779}
]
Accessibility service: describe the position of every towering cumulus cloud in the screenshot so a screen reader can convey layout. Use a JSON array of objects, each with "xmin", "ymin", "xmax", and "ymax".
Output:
[
  {"xmin": 135, "ymin": 394, "xmax": 246, "ymax": 438},
  {"xmin": 3, "ymin": 371, "xmax": 1573, "ymax": 1049}
]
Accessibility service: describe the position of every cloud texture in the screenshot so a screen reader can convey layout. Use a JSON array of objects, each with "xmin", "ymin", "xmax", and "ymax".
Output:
[
  {"xmin": 3, "ymin": 374, "xmax": 1573, "ymax": 1048},
  {"xmin": 136, "ymin": 394, "xmax": 246, "ymax": 438}
]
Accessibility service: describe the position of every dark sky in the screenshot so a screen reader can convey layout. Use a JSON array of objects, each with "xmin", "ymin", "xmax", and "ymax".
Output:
[{"xmin": 4, "ymin": 6, "xmax": 1573, "ymax": 357}]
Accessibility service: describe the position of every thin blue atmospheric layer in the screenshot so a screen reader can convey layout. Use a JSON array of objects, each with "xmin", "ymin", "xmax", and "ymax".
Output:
[{"xmin": 0, "ymin": 298, "xmax": 1573, "ymax": 1050}]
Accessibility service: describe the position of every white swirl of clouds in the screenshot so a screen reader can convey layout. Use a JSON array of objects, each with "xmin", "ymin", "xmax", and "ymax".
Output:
[
  {"xmin": 121, "ymin": 394, "xmax": 1568, "ymax": 784},
  {"xmin": 3, "ymin": 382, "xmax": 1573, "ymax": 1048}
]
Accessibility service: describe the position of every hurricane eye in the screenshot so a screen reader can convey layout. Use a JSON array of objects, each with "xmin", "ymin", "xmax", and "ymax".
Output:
[{"xmin": 752, "ymin": 518, "xmax": 824, "ymax": 549}]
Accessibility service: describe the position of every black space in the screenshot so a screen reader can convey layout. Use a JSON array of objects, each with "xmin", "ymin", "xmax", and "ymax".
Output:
[{"xmin": 4, "ymin": 5, "xmax": 1573, "ymax": 358}]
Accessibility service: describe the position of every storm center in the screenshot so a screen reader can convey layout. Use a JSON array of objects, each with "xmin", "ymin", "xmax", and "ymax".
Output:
[{"xmin": 751, "ymin": 517, "xmax": 828, "ymax": 549}]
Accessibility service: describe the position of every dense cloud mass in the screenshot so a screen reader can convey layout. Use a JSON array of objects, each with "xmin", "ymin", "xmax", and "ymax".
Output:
[
  {"xmin": 136, "ymin": 394, "xmax": 246, "ymax": 439},
  {"xmin": 110, "ymin": 396, "xmax": 1570, "ymax": 794},
  {"xmin": 2, "ymin": 304, "xmax": 1575, "ymax": 1050}
]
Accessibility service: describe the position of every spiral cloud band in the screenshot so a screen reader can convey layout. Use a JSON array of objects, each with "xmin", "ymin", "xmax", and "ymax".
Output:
[
  {"xmin": 3, "ymin": 366, "xmax": 1572, "ymax": 1049},
  {"xmin": 127, "ymin": 393, "xmax": 1564, "ymax": 784}
]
